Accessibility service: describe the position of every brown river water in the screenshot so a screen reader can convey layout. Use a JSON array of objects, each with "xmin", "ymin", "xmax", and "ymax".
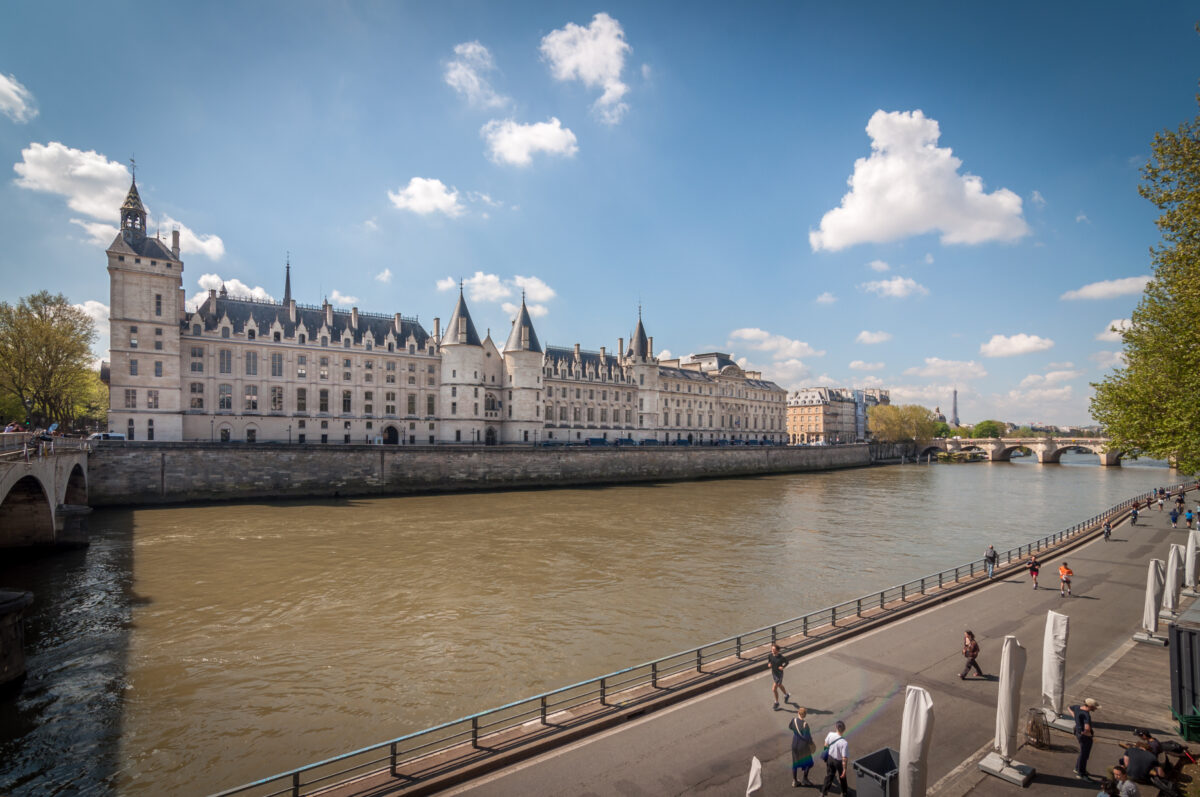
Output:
[{"xmin": 0, "ymin": 454, "xmax": 1179, "ymax": 795}]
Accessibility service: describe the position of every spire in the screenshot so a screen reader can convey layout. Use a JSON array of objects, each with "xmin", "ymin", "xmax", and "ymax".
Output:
[
  {"xmin": 443, "ymin": 284, "xmax": 482, "ymax": 346},
  {"xmin": 503, "ymin": 294, "xmax": 543, "ymax": 354},
  {"xmin": 120, "ymin": 169, "xmax": 147, "ymax": 243},
  {"xmin": 283, "ymin": 254, "xmax": 292, "ymax": 305},
  {"xmin": 628, "ymin": 308, "xmax": 649, "ymax": 359}
]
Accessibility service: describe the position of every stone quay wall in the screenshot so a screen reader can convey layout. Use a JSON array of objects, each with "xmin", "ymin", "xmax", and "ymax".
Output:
[{"xmin": 87, "ymin": 442, "xmax": 911, "ymax": 507}]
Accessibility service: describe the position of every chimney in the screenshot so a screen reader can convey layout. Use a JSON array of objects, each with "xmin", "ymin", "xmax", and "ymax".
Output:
[
  {"xmin": 600, "ymin": 346, "xmax": 606, "ymax": 360},
  {"xmin": 394, "ymin": 313, "xmax": 402, "ymax": 334},
  {"xmin": 433, "ymin": 316, "xmax": 441, "ymax": 341},
  {"xmin": 171, "ymin": 229, "xmax": 180, "ymax": 259},
  {"xmin": 648, "ymin": 336, "xmax": 654, "ymax": 359},
  {"xmin": 324, "ymin": 301, "xmax": 332, "ymax": 327},
  {"xmin": 574, "ymin": 342, "xmax": 581, "ymax": 359},
  {"xmin": 618, "ymin": 337, "xmax": 624, "ymax": 357},
  {"xmin": 351, "ymin": 307, "xmax": 359, "ymax": 328},
  {"xmin": 288, "ymin": 299, "xmax": 296, "ymax": 323}
]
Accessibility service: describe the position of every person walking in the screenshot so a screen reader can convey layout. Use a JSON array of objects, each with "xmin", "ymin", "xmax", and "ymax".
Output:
[
  {"xmin": 1187, "ymin": 509, "xmax": 1194, "ymax": 530},
  {"xmin": 1103, "ymin": 521, "xmax": 1112, "ymax": 542},
  {"xmin": 1132, "ymin": 507, "xmax": 1139, "ymax": 525},
  {"xmin": 1027, "ymin": 554, "xmax": 1041, "ymax": 589},
  {"xmin": 820, "ymin": 720, "xmax": 849, "ymax": 797},
  {"xmin": 1170, "ymin": 508, "xmax": 1179, "ymax": 528},
  {"xmin": 1158, "ymin": 496, "xmax": 1165, "ymax": 511},
  {"xmin": 1059, "ymin": 562, "xmax": 1074, "ymax": 597},
  {"xmin": 1069, "ymin": 698, "xmax": 1100, "ymax": 780},
  {"xmin": 960, "ymin": 630, "xmax": 984, "ymax": 679},
  {"xmin": 767, "ymin": 643, "xmax": 790, "ymax": 709},
  {"xmin": 984, "ymin": 545, "xmax": 999, "ymax": 579},
  {"xmin": 789, "ymin": 707, "xmax": 815, "ymax": 787}
]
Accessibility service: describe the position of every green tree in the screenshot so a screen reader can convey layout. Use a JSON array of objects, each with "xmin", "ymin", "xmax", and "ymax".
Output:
[
  {"xmin": 0, "ymin": 291, "xmax": 97, "ymax": 428},
  {"xmin": 932, "ymin": 421, "xmax": 951, "ymax": 438},
  {"xmin": 972, "ymin": 419, "xmax": 1005, "ymax": 438},
  {"xmin": 869, "ymin": 404, "xmax": 938, "ymax": 442},
  {"xmin": 1090, "ymin": 100, "xmax": 1200, "ymax": 473}
]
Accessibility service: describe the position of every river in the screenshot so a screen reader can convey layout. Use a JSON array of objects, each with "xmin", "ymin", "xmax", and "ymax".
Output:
[{"xmin": 0, "ymin": 454, "xmax": 1182, "ymax": 795}]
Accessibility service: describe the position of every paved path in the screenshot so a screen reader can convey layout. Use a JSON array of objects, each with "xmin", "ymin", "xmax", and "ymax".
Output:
[{"xmin": 441, "ymin": 497, "xmax": 1194, "ymax": 796}]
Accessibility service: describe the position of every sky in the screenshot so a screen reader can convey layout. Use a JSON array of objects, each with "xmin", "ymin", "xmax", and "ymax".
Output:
[{"xmin": 0, "ymin": 2, "xmax": 1196, "ymax": 426}]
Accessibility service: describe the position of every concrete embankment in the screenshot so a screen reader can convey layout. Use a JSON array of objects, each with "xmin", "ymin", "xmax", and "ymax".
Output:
[{"xmin": 87, "ymin": 441, "xmax": 912, "ymax": 507}]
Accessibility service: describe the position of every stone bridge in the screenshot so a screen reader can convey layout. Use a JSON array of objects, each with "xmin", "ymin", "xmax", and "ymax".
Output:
[
  {"xmin": 915, "ymin": 437, "xmax": 1124, "ymax": 466},
  {"xmin": 0, "ymin": 435, "xmax": 90, "ymax": 549}
]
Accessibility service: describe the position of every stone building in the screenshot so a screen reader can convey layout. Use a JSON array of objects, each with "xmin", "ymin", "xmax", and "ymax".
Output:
[
  {"xmin": 105, "ymin": 177, "xmax": 787, "ymax": 445},
  {"xmin": 786, "ymin": 387, "xmax": 890, "ymax": 444}
]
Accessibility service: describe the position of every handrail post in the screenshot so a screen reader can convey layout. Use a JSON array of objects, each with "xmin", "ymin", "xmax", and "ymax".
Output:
[
  {"xmin": 771, "ymin": 626, "xmax": 777, "ymax": 645},
  {"xmin": 879, "ymin": 590, "xmax": 885, "ymax": 609},
  {"xmin": 600, "ymin": 677, "xmax": 607, "ymax": 706},
  {"xmin": 540, "ymin": 696, "xmax": 548, "ymax": 725},
  {"xmin": 696, "ymin": 649, "xmax": 703, "ymax": 673},
  {"xmin": 802, "ymin": 616, "xmax": 808, "ymax": 637},
  {"xmin": 651, "ymin": 661, "xmax": 659, "ymax": 688},
  {"xmin": 920, "ymin": 577, "xmax": 926, "ymax": 594},
  {"xmin": 938, "ymin": 572, "xmax": 943, "ymax": 589},
  {"xmin": 471, "ymin": 717, "xmax": 480, "ymax": 749},
  {"xmin": 831, "ymin": 606, "xmax": 837, "ymax": 627},
  {"xmin": 292, "ymin": 772, "xmax": 301, "ymax": 797},
  {"xmin": 735, "ymin": 636, "xmax": 742, "ymax": 659},
  {"xmin": 390, "ymin": 742, "xmax": 398, "ymax": 776},
  {"xmin": 856, "ymin": 598, "xmax": 862, "ymax": 617},
  {"xmin": 901, "ymin": 584, "xmax": 906, "ymax": 602}
]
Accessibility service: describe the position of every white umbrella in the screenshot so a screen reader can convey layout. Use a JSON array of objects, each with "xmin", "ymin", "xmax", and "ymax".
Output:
[
  {"xmin": 1142, "ymin": 559, "xmax": 1165, "ymax": 634},
  {"xmin": 746, "ymin": 755, "xmax": 762, "ymax": 795},
  {"xmin": 995, "ymin": 635, "xmax": 1027, "ymax": 761},
  {"xmin": 1186, "ymin": 530, "xmax": 1199, "ymax": 590},
  {"xmin": 1041, "ymin": 611, "xmax": 1069, "ymax": 715},
  {"xmin": 900, "ymin": 685, "xmax": 934, "ymax": 797},
  {"xmin": 1164, "ymin": 545, "xmax": 1184, "ymax": 614}
]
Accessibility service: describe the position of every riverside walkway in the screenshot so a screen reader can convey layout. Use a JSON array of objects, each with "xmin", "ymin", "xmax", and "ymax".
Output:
[{"xmin": 432, "ymin": 495, "xmax": 1195, "ymax": 796}]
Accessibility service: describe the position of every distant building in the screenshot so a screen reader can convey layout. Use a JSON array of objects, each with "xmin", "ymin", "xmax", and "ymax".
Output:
[
  {"xmin": 105, "ymin": 176, "xmax": 788, "ymax": 445},
  {"xmin": 786, "ymin": 387, "xmax": 889, "ymax": 444}
]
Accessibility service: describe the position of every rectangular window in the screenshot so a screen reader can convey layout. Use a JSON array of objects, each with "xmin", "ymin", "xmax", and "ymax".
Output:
[
  {"xmin": 190, "ymin": 383, "xmax": 204, "ymax": 409},
  {"xmin": 146, "ymin": 390, "xmax": 159, "ymax": 409},
  {"xmin": 587, "ymin": 408, "xmax": 595, "ymax": 422},
  {"xmin": 271, "ymin": 352, "xmax": 283, "ymax": 377},
  {"xmin": 451, "ymin": 402, "xmax": 457, "ymax": 415},
  {"xmin": 319, "ymin": 357, "xmax": 329, "ymax": 380},
  {"xmin": 319, "ymin": 389, "xmax": 329, "ymax": 413},
  {"xmin": 271, "ymin": 386, "xmax": 284, "ymax": 411},
  {"xmin": 427, "ymin": 395, "xmax": 435, "ymax": 415},
  {"xmin": 129, "ymin": 359, "xmax": 138, "ymax": 376},
  {"xmin": 218, "ymin": 384, "xmax": 232, "ymax": 410},
  {"xmin": 219, "ymin": 349, "xmax": 232, "ymax": 374},
  {"xmin": 124, "ymin": 388, "xmax": 136, "ymax": 408},
  {"xmin": 407, "ymin": 394, "xmax": 416, "ymax": 414},
  {"xmin": 244, "ymin": 385, "xmax": 258, "ymax": 411},
  {"xmin": 155, "ymin": 294, "xmax": 162, "ymax": 316},
  {"xmin": 296, "ymin": 388, "xmax": 307, "ymax": 412},
  {"xmin": 154, "ymin": 339, "xmax": 163, "ymax": 351},
  {"xmin": 559, "ymin": 406, "xmax": 567, "ymax": 420},
  {"xmin": 245, "ymin": 351, "xmax": 258, "ymax": 376},
  {"xmin": 154, "ymin": 361, "xmax": 162, "ymax": 377},
  {"xmin": 409, "ymin": 375, "xmax": 416, "ymax": 385},
  {"xmin": 342, "ymin": 391, "xmax": 352, "ymax": 413}
]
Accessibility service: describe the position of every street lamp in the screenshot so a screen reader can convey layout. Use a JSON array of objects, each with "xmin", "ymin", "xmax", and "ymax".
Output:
[
  {"xmin": 22, "ymin": 398, "xmax": 32, "ymax": 429},
  {"xmin": 210, "ymin": 417, "xmax": 214, "ymax": 442},
  {"xmin": 287, "ymin": 424, "xmax": 292, "ymax": 444}
]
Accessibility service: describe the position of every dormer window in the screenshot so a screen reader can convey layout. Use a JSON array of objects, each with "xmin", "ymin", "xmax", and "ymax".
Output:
[
  {"xmin": 247, "ymin": 329, "xmax": 256, "ymax": 340},
  {"xmin": 321, "ymin": 336, "xmax": 328, "ymax": 347},
  {"xmin": 274, "ymin": 332, "xmax": 281, "ymax": 342},
  {"xmin": 192, "ymin": 324, "xmax": 201, "ymax": 336},
  {"xmin": 222, "ymin": 327, "xmax": 230, "ymax": 339},
  {"xmin": 298, "ymin": 334, "xmax": 306, "ymax": 344}
]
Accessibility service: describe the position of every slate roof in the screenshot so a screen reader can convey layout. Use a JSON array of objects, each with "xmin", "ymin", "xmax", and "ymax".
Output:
[
  {"xmin": 628, "ymin": 317, "xmax": 649, "ymax": 358},
  {"xmin": 107, "ymin": 231, "xmax": 176, "ymax": 260},
  {"xmin": 544, "ymin": 345, "xmax": 622, "ymax": 372},
  {"xmin": 503, "ymin": 299, "xmax": 542, "ymax": 354},
  {"xmin": 658, "ymin": 365, "xmax": 711, "ymax": 383},
  {"xmin": 443, "ymin": 291, "xmax": 482, "ymax": 346},
  {"xmin": 190, "ymin": 296, "xmax": 430, "ymax": 347}
]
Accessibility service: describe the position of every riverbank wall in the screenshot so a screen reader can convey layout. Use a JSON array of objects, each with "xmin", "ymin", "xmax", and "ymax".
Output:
[{"xmin": 86, "ymin": 441, "xmax": 912, "ymax": 507}]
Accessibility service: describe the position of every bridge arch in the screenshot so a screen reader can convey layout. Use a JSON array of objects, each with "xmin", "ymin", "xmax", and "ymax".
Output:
[
  {"xmin": 63, "ymin": 463, "xmax": 87, "ymax": 505},
  {"xmin": 0, "ymin": 474, "xmax": 54, "ymax": 547}
]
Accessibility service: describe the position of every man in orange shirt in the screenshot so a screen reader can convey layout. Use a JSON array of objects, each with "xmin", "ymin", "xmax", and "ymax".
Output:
[{"xmin": 1059, "ymin": 562, "xmax": 1074, "ymax": 597}]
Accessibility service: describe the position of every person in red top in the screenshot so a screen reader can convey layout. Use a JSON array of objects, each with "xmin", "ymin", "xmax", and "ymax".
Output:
[{"xmin": 1059, "ymin": 562, "xmax": 1074, "ymax": 597}]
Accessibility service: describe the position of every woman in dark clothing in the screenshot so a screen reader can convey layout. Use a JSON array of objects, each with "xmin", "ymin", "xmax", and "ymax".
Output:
[{"xmin": 789, "ymin": 707, "xmax": 815, "ymax": 787}]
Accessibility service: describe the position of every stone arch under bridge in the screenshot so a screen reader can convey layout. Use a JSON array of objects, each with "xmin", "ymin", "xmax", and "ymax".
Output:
[
  {"xmin": 0, "ymin": 449, "xmax": 90, "ymax": 549},
  {"xmin": 921, "ymin": 437, "xmax": 1126, "ymax": 466}
]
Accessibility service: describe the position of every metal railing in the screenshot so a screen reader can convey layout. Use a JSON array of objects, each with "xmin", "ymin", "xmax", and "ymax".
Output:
[
  {"xmin": 0, "ymin": 432, "xmax": 90, "ymax": 461},
  {"xmin": 211, "ymin": 480, "xmax": 1199, "ymax": 797}
]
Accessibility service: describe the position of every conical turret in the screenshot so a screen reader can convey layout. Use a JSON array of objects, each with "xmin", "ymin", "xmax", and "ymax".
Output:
[
  {"xmin": 628, "ymin": 309, "xmax": 649, "ymax": 359},
  {"xmin": 503, "ymin": 295, "xmax": 542, "ymax": 354},
  {"xmin": 443, "ymin": 286, "xmax": 482, "ymax": 346},
  {"xmin": 120, "ymin": 178, "xmax": 147, "ymax": 242}
]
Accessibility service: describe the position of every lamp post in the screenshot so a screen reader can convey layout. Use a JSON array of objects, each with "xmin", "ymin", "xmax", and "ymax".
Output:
[
  {"xmin": 22, "ymin": 398, "xmax": 32, "ymax": 430},
  {"xmin": 210, "ymin": 417, "xmax": 214, "ymax": 442},
  {"xmin": 287, "ymin": 424, "xmax": 292, "ymax": 444}
]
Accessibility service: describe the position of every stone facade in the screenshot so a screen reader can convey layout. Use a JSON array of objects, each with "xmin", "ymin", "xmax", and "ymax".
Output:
[
  {"xmin": 104, "ymin": 178, "xmax": 788, "ymax": 445},
  {"xmin": 786, "ymin": 387, "xmax": 889, "ymax": 444}
]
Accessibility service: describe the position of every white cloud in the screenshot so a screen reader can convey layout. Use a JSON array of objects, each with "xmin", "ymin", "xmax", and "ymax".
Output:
[
  {"xmin": 924, "ymin": 253, "xmax": 934, "ymax": 264},
  {"xmin": 849, "ymin": 360, "xmax": 884, "ymax": 371},
  {"xmin": 436, "ymin": 277, "xmax": 457, "ymax": 292},
  {"xmin": 861, "ymin": 276, "xmax": 929, "ymax": 298},
  {"xmin": 728, "ymin": 328, "xmax": 825, "ymax": 359},
  {"xmin": 540, "ymin": 12, "xmax": 631, "ymax": 124},
  {"xmin": 857, "ymin": 375, "xmax": 886, "ymax": 387},
  {"xmin": 1031, "ymin": 190, "xmax": 1046, "ymax": 208},
  {"xmin": 856, "ymin": 330, "xmax": 892, "ymax": 344},
  {"xmin": 467, "ymin": 191, "xmax": 502, "ymax": 207},
  {"xmin": 809, "ymin": 110, "xmax": 1029, "ymax": 251},
  {"xmin": 1095, "ymin": 318, "xmax": 1130, "ymax": 342},
  {"xmin": 330, "ymin": 289, "xmax": 357, "ymax": 307},
  {"xmin": 868, "ymin": 259, "xmax": 890, "ymax": 272},
  {"xmin": 903, "ymin": 357, "xmax": 987, "ymax": 380},
  {"xmin": 657, "ymin": 348, "xmax": 674, "ymax": 361},
  {"xmin": 979, "ymin": 332, "xmax": 1054, "ymax": 357},
  {"xmin": 1090, "ymin": 350, "xmax": 1126, "ymax": 370},
  {"xmin": 375, "ymin": 268, "xmax": 392, "ymax": 284},
  {"xmin": 1060, "ymin": 276, "xmax": 1150, "ymax": 300},
  {"xmin": 482, "ymin": 118, "xmax": 578, "ymax": 166},
  {"xmin": 512, "ymin": 275, "xmax": 556, "ymax": 302},
  {"xmin": 503, "ymin": 301, "xmax": 548, "ymax": 318},
  {"xmin": 1047, "ymin": 361, "xmax": 1074, "ymax": 370},
  {"xmin": 14, "ymin": 142, "xmax": 223, "ymax": 258},
  {"xmin": 888, "ymin": 382, "xmax": 968, "ymax": 406},
  {"xmin": 363, "ymin": 218, "xmax": 378, "ymax": 232},
  {"xmin": 996, "ymin": 384, "xmax": 1075, "ymax": 408},
  {"xmin": 464, "ymin": 271, "xmax": 512, "ymax": 302},
  {"xmin": 0, "ymin": 73, "xmax": 37, "ymax": 123},
  {"xmin": 74, "ymin": 300, "xmax": 109, "ymax": 358},
  {"xmin": 187, "ymin": 274, "xmax": 275, "ymax": 310},
  {"xmin": 736, "ymin": 355, "xmax": 813, "ymax": 390},
  {"xmin": 1075, "ymin": 211, "xmax": 1090, "ymax": 224},
  {"xmin": 815, "ymin": 292, "xmax": 836, "ymax": 304},
  {"xmin": 387, "ymin": 177, "xmax": 464, "ymax": 217},
  {"xmin": 1019, "ymin": 369, "xmax": 1082, "ymax": 388},
  {"xmin": 444, "ymin": 41, "xmax": 508, "ymax": 109}
]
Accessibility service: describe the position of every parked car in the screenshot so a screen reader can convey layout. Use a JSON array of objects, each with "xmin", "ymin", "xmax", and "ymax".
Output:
[
  {"xmin": 88, "ymin": 432, "xmax": 126, "ymax": 440},
  {"xmin": 638, "ymin": 439, "xmax": 661, "ymax": 446}
]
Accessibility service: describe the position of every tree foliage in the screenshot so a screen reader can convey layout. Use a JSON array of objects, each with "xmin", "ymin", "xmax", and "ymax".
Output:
[
  {"xmin": 1090, "ymin": 100, "xmax": 1200, "ymax": 473},
  {"xmin": 0, "ymin": 291, "xmax": 97, "ymax": 428},
  {"xmin": 868, "ymin": 403, "xmax": 939, "ymax": 442},
  {"xmin": 972, "ymin": 419, "xmax": 1006, "ymax": 438},
  {"xmin": 932, "ymin": 421, "xmax": 951, "ymax": 438}
]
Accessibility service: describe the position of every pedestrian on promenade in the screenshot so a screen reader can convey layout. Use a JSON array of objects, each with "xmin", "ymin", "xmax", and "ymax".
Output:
[
  {"xmin": 960, "ymin": 630, "xmax": 984, "ymax": 679},
  {"xmin": 819, "ymin": 720, "xmax": 848, "ymax": 797},
  {"xmin": 1028, "ymin": 555, "xmax": 1041, "ymax": 588},
  {"xmin": 1104, "ymin": 521, "xmax": 1112, "ymax": 542},
  {"xmin": 1060, "ymin": 562, "xmax": 1074, "ymax": 597},
  {"xmin": 1170, "ymin": 508, "xmax": 1179, "ymax": 528},
  {"xmin": 984, "ymin": 545, "xmax": 999, "ymax": 578},
  {"xmin": 1111, "ymin": 765, "xmax": 1139, "ymax": 797},
  {"xmin": 1187, "ymin": 509, "xmax": 1194, "ymax": 530},
  {"xmin": 789, "ymin": 707, "xmax": 815, "ymax": 787},
  {"xmin": 767, "ymin": 643, "xmax": 790, "ymax": 709},
  {"xmin": 1159, "ymin": 496, "xmax": 1165, "ymax": 511},
  {"xmin": 1132, "ymin": 507, "xmax": 1139, "ymax": 525},
  {"xmin": 1069, "ymin": 697, "xmax": 1100, "ymax": 780}
]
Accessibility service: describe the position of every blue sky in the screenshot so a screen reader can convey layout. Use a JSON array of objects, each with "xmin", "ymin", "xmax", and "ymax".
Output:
[{"xmin": 1, "ymin": 2, "xmax": 1196, "ymax": 425}]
